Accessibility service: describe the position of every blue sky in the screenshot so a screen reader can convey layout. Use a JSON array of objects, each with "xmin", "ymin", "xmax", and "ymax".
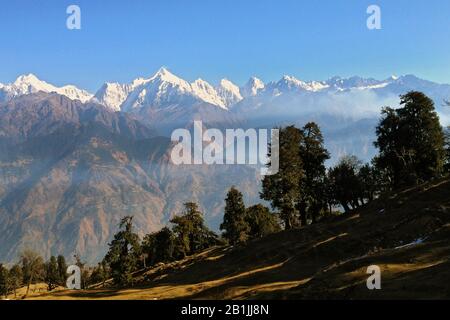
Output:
[{"xmin": 1, "ymin": 0, "xmax": 450, "ymax": 92}]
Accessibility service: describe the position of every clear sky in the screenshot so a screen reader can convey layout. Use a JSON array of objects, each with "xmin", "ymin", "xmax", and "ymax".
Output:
[{"xmin": 1, "ymin": 0, "xmax": 450, "ymax": 92}]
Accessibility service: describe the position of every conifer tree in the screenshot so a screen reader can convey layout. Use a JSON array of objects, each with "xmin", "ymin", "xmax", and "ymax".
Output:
[
  {"xmin": 171, "ymin": 202, "xmax": 218, "ymax": 258},
  {"xmin": 8, "ymin": 264, "xmax": 22, "ymax": 298},
  {"xmin": 104, "ymin": 216, "xmax": 141, "ymax": 286},
  {"xmin": 0, "ymin": 264, "xmax": 9, "ymax": 298},
  {"xmin": 375, "ymin": 91, "xmax": 445, "ymax": 187},
  {"xmin": 44, "ymin": 256, "xmax": 59, "ymax": 291},
  {"xmin": 220, "ymin": 187, "xmax": 250, "ymax": 245},
  {"xmin": 299, "ymin": 122, "xmax": 330, "ymax": 224},
  {"xmin": 261, "ymin": 126, "xmax": 304, "ymax": 229},
  {"xmin": 245, "ymin": 204, "xmax": 280, "ymax": 239},
  {"xmin": 444, "ymin": 126, "xmax": 450, "ymax": 172},
  {"xmin": 328, "ymin": 156, "xmax": 363, "ymax": 213},
  {"xmin": 56, "ymin": 255, "xmax": 67, "ymax": 286}
]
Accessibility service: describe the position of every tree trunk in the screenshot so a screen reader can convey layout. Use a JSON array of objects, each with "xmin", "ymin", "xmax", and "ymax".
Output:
[
  {"xmin": 298, "ymin": 202, "xmax": 307, "ymax": 227},
  {"xmin": 342, "ymin": 202, "xmax": 350, "ymax": 213},
  {"xmin": 311, "ymin": 210, "xmax": 318, "ymax": 224},
  {"xmin": 283, "ymin": 212, "xmax": 292, "ymax": 230},
  {"xmin": 25, "ymin": 274, "xmax": 33, "ymax": 296},
  {"xmin": 284, "ymin": 218, "xmax": 291, "ymax": 230}
]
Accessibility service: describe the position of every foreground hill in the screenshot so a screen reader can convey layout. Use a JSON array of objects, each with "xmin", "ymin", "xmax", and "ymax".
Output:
[{"xmin": 23, "ymin": 178, "xmax": 450, "ymax": 300}]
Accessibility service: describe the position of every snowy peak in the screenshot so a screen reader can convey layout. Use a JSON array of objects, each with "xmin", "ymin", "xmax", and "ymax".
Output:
[
  {"xmin": 131, "ymin": 77, "xmax": 149, "ymax": 88},
  {"xmin": 326, "ymin": 76, "xmax": 384, "ymax": 90},
  {"xmin": 191, "ymin": 78, "xmax": 226, "ymax": 108},
  {"xmin": 121, "ymin": 68, "xmax": 197, "ymax": 111},
  {"xmin": 150, "ymin": 67, "xmax": 189, "ymax": 87},
  {"xmin": 3, "ymin": 70, "xmax": 445, "ymax": 115},
  {"xmin": 242, "ymin": 77, "xmax": 265, "ymax": 97},
  {"xmin": 57, "ymin": 85, "xmax": 93, "ymax": 103},
  {"xmin": 216, "ymin": 79, "xmax": 243, "ymax": 107},
  {"xmin": 276, "ymin": 75, "xmax": 329, "ymax": 92},
  {"xmin": 12, "ymin": 73, "xmax": 55, "ymax": 94},
  {"xmin": 392, "ymin": 74, "xmax": 435, "ymax": 87},
  {"xmin": 0, "ymin": 73, "xmax": 93, "ymax": 103},
  {"xmin": 14, "ymin": 73, "xmax": 40, "ymax": 84},
  {"xmin": 147, "ymin": 67, "xmax": 192, "ymax": 97},
  {"xmin": 93, "ymin": 82, "xmax": 133, "ymax": 111},
  {"xmin": 121, "ymin": 68, "xmax": 233, "ymax": 111}
]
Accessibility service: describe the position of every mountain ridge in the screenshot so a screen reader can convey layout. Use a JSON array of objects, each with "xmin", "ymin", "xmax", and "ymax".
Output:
[{"xmin": 3, "ymin": 69, "xmax": 449, "ymax": 116}]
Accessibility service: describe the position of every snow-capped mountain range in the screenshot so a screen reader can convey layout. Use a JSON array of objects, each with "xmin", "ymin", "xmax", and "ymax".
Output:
[
  {"xmin": 0, "ymin": 73, "xmax": 93, "ymax": 103},
  {"xmin": 1, "ymin": 68, "xmax": 450, "ymax": 121},
  {"xmin": 93, "ymin": 68, "xmax": 245, "ymax": 111}
]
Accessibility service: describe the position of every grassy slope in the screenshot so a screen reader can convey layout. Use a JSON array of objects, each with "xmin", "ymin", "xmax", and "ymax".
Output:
[{"xmin": 19, "ymin": 178, "xmax": 450, "ymax": 300}]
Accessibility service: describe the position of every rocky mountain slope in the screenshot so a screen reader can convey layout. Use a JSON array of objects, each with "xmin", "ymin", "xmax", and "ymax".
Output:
[{"xmin": 0, "ymin": 93, "xmax": 260, "ymax": 263}]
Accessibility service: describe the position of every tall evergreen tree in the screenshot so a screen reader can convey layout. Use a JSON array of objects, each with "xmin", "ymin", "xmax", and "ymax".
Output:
[
  {"xmin": 375, "ymin": 91, "xmax": 445, "ymax": 187},
  {"xmin": 299, "ymin": 122, "xmax": 330, "ymax": 224},
  {"xmin": 358, "ymin": 163, "xmax": 378, "ymax": 203},
  {"xmin": 104, "ymin": 216, "xmax": 141, "ymax": 286},
  {"xmin": 171, "ymin": 202, "xmax": 218, "ymax": 258},
  {"xmin": 142, "ymin": 228, "xmax": 175, "ymax": 264},
  {"xmin": 444, "ymin": 126, "xmax": 450, "ymax": 172},
  {"xmin": 220, "ymin": 187, "xmax": 250, "ymax": 245},
  {"xmin": 261, "ymin": 126, "xmax": 304, "ymax": 229},
  {"xmin": 328, "ymin": 155, "xmax": 363, "ymax": 213},
  {"xmin": 73, "ymin": 253, "xmax": 89, "ymax": 289},
  {"xmin": 89, "ymin": 261, "xmax": 109, "ymax": 287},
  {"xmin": 153, "ymin": 227, "xmax": 175, "ymax": 263},
  {"xmin": 44, "ymin": 256, "xmax": 59, "ymax": 291},
  {"xmin": 56, "ymin": 255, "xmax": 67, "ymax": 286},
  {"xmin": 8, "ymin": 264, "xmax": 22, "ymax": 298},
  {"xmin": 0, "ymin": 264, "xmax": 9, "ymax": 298},
  {"xmin": 245, "ymin": 204, "xmax": 281, "ymax": 239}
]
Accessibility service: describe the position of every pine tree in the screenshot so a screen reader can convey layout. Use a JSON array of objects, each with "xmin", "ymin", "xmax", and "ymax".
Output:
[
  {"xmin": 245, "ymin": 204, "xmax": 281, "ymax": 239},
  {"xmin": 44, "ymin": 256, "xmax": 59, "ymax": 291},
  {"xmin": 153, "ymin": 227, "xmax": 175, "ymax": 263},
  {"xmin": 444, "ymin": 126, "xmax": 450, "ymax": 172},
  {"xmin": 142, "ymin": 228, "xmax": 175, "ymax": 265},
  {"xmin": 375, "ymin": 91, "xmax": 445, "ymax": 187},
  {"xmin": 104, "ymin": 216, "xmax": 141, "ymax": 286},
  {"xmin": 56, "ymin": 255, "xmax": 67, "ymax": 286},
  {"xmin": 0, "ymin": 264, "xmax": 9, "ymax": 298},
  {"xmin": 220, "ymin": 187, "xmax": 250, "ymax": 245},
  {"xmin": 358, "ymin": 163, "xmax": 379, "ymax": 203},
  {"xmin": 73, "ymin": 253, "xmax": 90, "ymax": 289},
  {"xmin": 299, "ymin": 122, "xmax": 330, "ymax": 224},
  {"xmin": 89, "ymin": 261, "xmax": 109, "ymax": 287},
  {"xmin": 261, "ymin": 126, "xmax": 304, "ymax": 229},
  {"xmin": 171, "ymin": 202, "xmax": 218, "ymax": 258},
  {"xmin": 328, "ymin": 156, "xmax": 363, "ymax": 213},
  {"xmin": 8, "ymin": 264, "xmax": 22, "ymax": 298}
]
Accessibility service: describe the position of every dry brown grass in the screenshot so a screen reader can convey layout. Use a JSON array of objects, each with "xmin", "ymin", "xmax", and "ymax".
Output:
[{"xmin": 19, "ymin": 178, "xmax": 450, "ymax": 300}]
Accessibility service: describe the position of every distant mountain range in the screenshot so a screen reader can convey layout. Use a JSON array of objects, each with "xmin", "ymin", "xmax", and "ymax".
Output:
[
  {"xmin": 2, "ymin": 68, "xmax": 450, "ymax": 114},
  {"xmin": 2, "ymin": 68, "xmax": 449, "ymax": 135},
  {"xmin": 3, "ymin": 67, "xmax": 449, "ymax": 160},
  {"xmin": 1, "ymin": 68, "xmax": 449, "ymax": 264}
]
